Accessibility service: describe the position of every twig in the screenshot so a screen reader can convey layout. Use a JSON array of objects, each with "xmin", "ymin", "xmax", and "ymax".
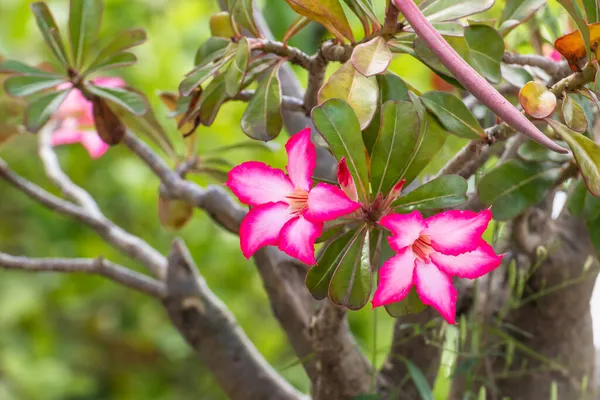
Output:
[
  {"xmin": 502, "ymin": 52, "xmax": 566, "ymax": 77},
  {"xmin": 0, "ymin": 253, "xmax": 166, "ymax": 298},
  {"xmin": 234, "ymin": 90, "xmax": 306, "ymax": 112}
]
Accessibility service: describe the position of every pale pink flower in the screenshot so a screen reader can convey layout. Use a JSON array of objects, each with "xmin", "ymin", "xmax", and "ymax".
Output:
[
  {"xmin": 51, "ymin": 77, "xmax": 124, "ymax": 159},
  {"xmin": 373, "ymin": 209, "xmax": 503, "ymax": 324},
  {"xmin": 226, "ymin": 128, "xmax": 362, "ymax": 264}
]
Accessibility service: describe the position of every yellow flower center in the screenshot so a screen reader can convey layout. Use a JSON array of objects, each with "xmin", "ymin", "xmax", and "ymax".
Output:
[{"xmin": 285, "ymin": 188, "xmax": 309, "ymax": 215}]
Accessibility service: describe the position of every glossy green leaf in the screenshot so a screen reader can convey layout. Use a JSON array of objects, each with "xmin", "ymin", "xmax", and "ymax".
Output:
[
  {"xmin": 584, "ymin": 0, "xmax": 600, "ymax": 23},
  {"xmin": 421, "ymin": 91, "xmax": 484, "ymax": 139},
  {"xmin": 351, "ymin": 37, "xmax": 392, "ymax": 77},
  {"xmin": 225, "ymin": 37, "xmax": 250, "ymax": 97},
  {"xmin": 498, "ymin": 0, "xmax": 546, "ymax": 33},
  {"xmin": 179, "ymin": 50, "xmax": 234, "ymax": 97},
  {"xmin": 194, "ymin": 37, "xmax": 231, "ymax": 66},
  {"xmin": 24, "ymin": 88, "xmax": 71, "ymax": 133},
  {"xmin": 312, "ymin": 99, "xmax": 370, "ymax": 201},
  {"xmin": 306, "ymin": 228, "xmax": 360, "ymax": 300},
  {"xmin": 228, "ymin": 0, "xmax": 260, "ymax": 37},
  {"xmin": 517, "ymin": 140, "xmax": 571, "ymax": 163},
  {"xmin": 501, "ymin": 65, "xmax": 533, "ymax": 88},
  {"xmin": 329, "ymin": 228, "xmax": 371, "ymax": 310},
  {"xmin": 419, "ymin": 0, "xmax": 494, "ymax": 23},
  {"xmin": 561, "ymin": 94, "xmax": 588, "ymax": 133},
  {"xmin": 464, "ymin": 25, "xmax": 504, "ymax": 84},
  {"xmin": 87, "ymin": 84, "xmax": 148, "ymax": 116},
  {"xmin": 557, "ymin": 0, "xmax": 592, "ymax": 63},
  {"xmin": 362, "ymin": 72, "xmax": 410, "ymax": 154},
  {"xmin": 69, "ymin": 0, "xmax": 104, "ymax": 68},
  {"xmin": 370, "ymin": 101, "xmax": 421, "ymax": 196},
  {"xmin": 0, "ymin": 60, "xmax": 59, "ymax": 76},
  {"xmin": 4, "ymin": 75, "xmax": 66, "ymax": 97},
  {"xmin": 477, "ymin": 160, "xmax": 561, "ymax": 220},
  {"xmin": 87, "ymin": 29, "xmax": 146, "ymax": 73},
  {"xmin": 241, "ymin": 63, "xmax": 283, "ymax": 141},
  {"xmin": 343, "ymin": 0, "xmax": 379, "ymax": 35},
  {"xmin": 519, "ymin": 82, "xmax": 557, "ymax": 119},
  {"xmin": 85, "ymin": 52, "xmax": 137, "ymax": 74},
  {"xmin": 385, "ymin": 287, "xmax": 427, "ymax": 318},
  {"xmin": 31, "ymin": 2, "xmax": 70, "ymax": 68},
  {"xmin": 196, "ymin": 73, "xmax": 229, "ymax": 126},
  {"xmin": 568, "ymin": 179, "xmax": 600, "ymax": 220},
  {"xmin": 318, "ymin": 60, "xmax": 378, "ymax": 130},
  {"xmin": 393, "ymin": 175, "xmax": 468, "ymax": 211},
  {"xmin": 548, "ymin": 119, "xmax": 600, "ymax": 197},
  {"xmin": 284, "ymin": 0, "xmax": 354, "ymax": 42}
]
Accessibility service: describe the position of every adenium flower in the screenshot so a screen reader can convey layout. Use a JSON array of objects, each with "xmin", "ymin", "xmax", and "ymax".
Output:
[
  {"xmin": 373, "ymin": 209, "xmax": 503, "ymax": 324},
  {"xmin": 227, "ymin": 128, "xmax": 361, "ymax": 264},
  {"xmin": 51, "ymin": 77, "xmax": 124, "ymax": 159}
]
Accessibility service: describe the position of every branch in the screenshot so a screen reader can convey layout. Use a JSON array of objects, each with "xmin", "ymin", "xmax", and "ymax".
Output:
[
  {"xmin": 163, "ymin": 239, "xmax": 306, "ymax": 400},
  {"xmin": 0, "ymin": 253, "xmax": 166, "ymax": 298},
  {"xmin": 0, "ymin": 158, "xmax": 167, "ymax": 279},
  {"xmin": 502, "ymin": 52, "xmax": 567, "ymax": 77},
  {"xmin": 234, "ymin": 90, "xmax": 306, "ymax": 112}
]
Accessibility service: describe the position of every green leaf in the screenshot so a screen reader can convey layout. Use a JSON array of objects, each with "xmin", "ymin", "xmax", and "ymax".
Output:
[
  {"xmin": 362, "ymin": 72, "xmax": 410, "ymax": 154},
  {"xmin": 4, "ymin": 75, "xmax": 66, "ymax": 97},
  {"xmin": 318, "ymin": 60, "xmax": 378, "ymax": 130},
  {"xmin": 421, "ymin": 91, "xmax": 484, "ymax": 139},
  {"xmin": 584, "ymin": 0, "xmax": 600, "ymax": 23},
  {"xmin": 351, "ymin": 37, "xmax": 392, "ymax": 77},
  {"xmin": 385, "ymin": 287, "xmax": 426, "ymax": 318},
  {"xmin": 84, "ymin": 52, "xmax": 137, "ymax": 74},
  {"xmin": 312, "ymin": 99, "xmax": 370, "ymax": 201},
  {"xmin": 24, "ymin": 88, "xmax": 71, "ymax": 133},
  {"xmin": 179, "ymin": 57, "xmax": 232, "ymax": 97},
  {"xmin": 88, "ymin": 29, "xmax": 146, "ymax": 69},
  {"xmin": 86, "ymin": 84, "xmax": 148, "ymax": 116},
  {"xmin": 464, "ymin": 25, "xmax": 504, "ymax": 84},
  {"xmin": 194, "ymin": 37, "xmax": 231, "ymax": 66},
  {"xmin": 306, "ymin": 228, "xmax": 360, "ymax": 300},
  {"xmin": 69, "ymin": 0, "xmax": 104, "ymax": 69},
  {"xmin": 419, "ymin": 0, "xmax": 494, "ymax": 23},
  {"xmin": 401, "ymin": 358, "xmax": 434, "ymax": 400},
  {"xmin": 115, "ymin": 103, "xmax": 174, "ymax": 157},
  {"xmin": 284, "ymin": 0, "xmax": 355, "ymax": 42},
  {"xmin": 228, "ymin": 0, "xmax": 260, "ymax": 37},
  {"xmin": 568, "ymin": 179, "xmax": 600, "ymax": 220},
  {"xmin": 517, "ymin": 140, "xmax": 571, "ymax": 163},
  {"xmin": 343, "ymin": 0, "xmax": 379, "ymax": 35},
  {"xmin": 393, "ymin": 175, "xmax": 468, "ymax": 211},
  {"xmin": 557, "ymin": 0, "xmax": 592, "ymax": 63},
  {"xmin": 329, "ymin": 227, "xmax": 371, "ymax": 310},
  {"xmin": 588, "ymin": 215, "xmax": 600, "ymax": 253},
  {"xmin": 561, "ymin": 94, "xmax": 588, "ymax": 133},
  {"xmin": 225, "ymin": 37, "xmax": 250, "ymax": 97},
  {"xmin": 31, "ymin": 2, "xmax": 70, "ymax": 68},
  {"xmin": 548, "ymin": 119, "xmax": 600, "ymax": 197},
  {"xmin": 0, "ymin": 60, "xmax": 60, "ymax": 76},
  {"xmin": 498, "ymin": 0, "xmax": 547, "ymax": 33},
  {"xmin": 370, "ymin": 101, "xmax": 421, "ymax": 196},
  {"xmin": 501, "ymin": 65, "xmax": 533, "ymax": 88},
  {"xmin": 477, "ymin": 160, "xmax": 561, "ymax": 220},
  {"xmin": 240, "ymin": 63, "xmax": 283, "ymax": 141},
  {"xmin": 196, "ymin": 73, "xmax": 229, "ymax": 126}
]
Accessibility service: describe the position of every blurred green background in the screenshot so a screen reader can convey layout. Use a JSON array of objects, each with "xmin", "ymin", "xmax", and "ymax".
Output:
[{"xmin": 0, "ymin": 0, "xmax": 567, "ymax": 399}]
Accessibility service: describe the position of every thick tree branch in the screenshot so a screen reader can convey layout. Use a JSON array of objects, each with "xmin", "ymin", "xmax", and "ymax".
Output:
[
  {"xmin": 163, "ymin": 239, "xmax": 306, "ymax": 400},
  {"xmin": 0, "ymin": 253, "xmax": 166, "ymax": 298}
]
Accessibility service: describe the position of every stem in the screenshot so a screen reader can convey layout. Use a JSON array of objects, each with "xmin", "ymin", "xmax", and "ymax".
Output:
[{"xmin": 392, "ymin": 0, "xmax": 568, "ymax": 154}]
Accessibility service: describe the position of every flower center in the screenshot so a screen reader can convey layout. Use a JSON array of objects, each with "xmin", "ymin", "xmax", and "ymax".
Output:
[
  {"xmin": 285, "ymin": 188, "xmax": 309, "ymax": 215},
  {"xmin": 412, "ymin": 235, "xmax": 433, "ymax": 261}
]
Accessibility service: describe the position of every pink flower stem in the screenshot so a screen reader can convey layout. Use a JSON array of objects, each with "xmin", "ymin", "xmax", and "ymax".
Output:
[{"xmin": 393, "ymin": 0, "xmax": 568, "ymax": 154}]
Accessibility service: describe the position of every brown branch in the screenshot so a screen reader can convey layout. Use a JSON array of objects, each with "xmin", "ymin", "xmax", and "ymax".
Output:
[
  {"xmin": 234, "ymin": 89, "xmax": 306, "ymax": 112},
  {"xmin": 502, "ymin": 52, "xmax": 566, "ymax": 77},
  {"xmin": 163, "ymin": 239, "xmax": 306, "ymax": 400},
  {"xmin": 0, "ymin": 253, "xmax": 166, "ymax": 298}
]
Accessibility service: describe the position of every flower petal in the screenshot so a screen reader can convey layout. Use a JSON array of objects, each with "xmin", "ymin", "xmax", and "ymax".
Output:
[
  {"xmin": 240, "ymin": 202, "xmax": 292, "ymax": 258},
  {"xmin": 304, "ymin": 183, "xmax": 361, "ymax": 222},
  {"xmin": 80, "ymin": 131, "xmax": 110, "ymax": 159},
  {"xmin": 379, "ymin": 211, "xmax": 426, "ymax": 252},
  {"xmin": 93, "ymin": 77, "xmax": 125, "ymax": 88},
  {"xmin": 286, "ymin": 127, "xmax": 315, "ymax": 191},
  {"xmin": 278, "ymin": 216, "xmax": 322, "ymax": 264},
  {"xmin": 227, "ymin": 161, "xmax": 294, "ymax": 206},
  {"xmin": 414, "ymin": 261, "xmax": 457, "ymax": 324},
  {"xmin": 372, "ymin": 247, "xmax": 416, "ymax": 307},
  {"xmin": 51, "ymin": 121, "xmax": 83, "ymax": 147},
  {"xmin": 337, "ymin": 157, "xmax": 358, "ymax": 201},
  {"xmin": 423, "ymin": 209, "xmax": 492, "ymax": 256},
  {"xmin": 430, "ymin": 242, "xmax": 503, "ymax": 279}
]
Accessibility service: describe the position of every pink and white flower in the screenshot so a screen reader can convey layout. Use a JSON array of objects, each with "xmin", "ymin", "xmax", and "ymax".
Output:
[
  {"xmin": 373, "ymin": 209, "xmax": 503, "ymax": 324},
  {"xmin": 51, "ymin": 77, "xmax": 124, "ymax": 159},
  {"xmin": 227, "ymin": 128, "xmax": 362, "ymax": 265}
]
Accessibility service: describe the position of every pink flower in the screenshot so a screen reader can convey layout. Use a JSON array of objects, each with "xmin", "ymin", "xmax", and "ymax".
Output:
[
  {"xmin": 227, "ymin": 128, "xmax": 362, "ymax": 264},
  {"xmin": 337, "ymin": 157, "xmax": 358, "ymax": 202},
  {"xmin": 51, "ymin": 77, "xmax": 125, "ymax": 159},
  {"xmin": 373, "ymin": 209, "xmax": 503, "ymax": 324}
]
